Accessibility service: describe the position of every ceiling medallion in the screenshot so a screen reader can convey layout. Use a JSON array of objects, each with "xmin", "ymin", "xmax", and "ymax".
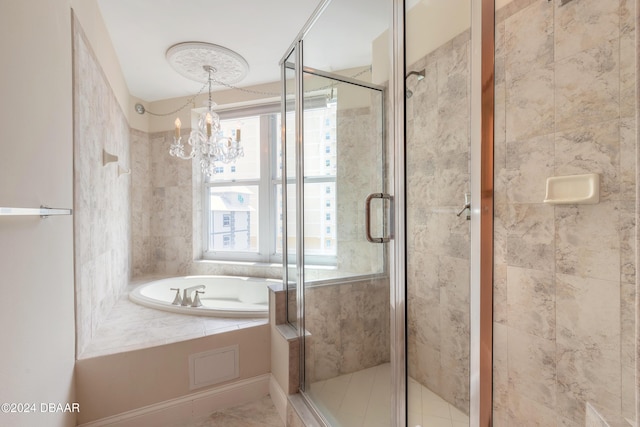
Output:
[{"xmin": 166, "ymin": 42, "xmax": 249, "ymax": 85}]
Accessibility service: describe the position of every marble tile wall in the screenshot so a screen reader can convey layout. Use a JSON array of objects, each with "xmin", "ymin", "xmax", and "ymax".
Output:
[
  {"xmin": 336, "ymin": 103, "xmax": 385, "ymax": 275},
  {"xmin": 301, "ymin": 87, "xmax": 390, "ymax": 385},
  {"xmin": 129, "ymin": 129, "xmax": 283, "ymax": 279},
  {"xmin": 406, "ymin": 30, "xmax": 471, "ymax": 414},
  {"xmin": 304, "ymin": 277, "xmax": 390, "ymax": 383},
  {"xmin": 130, "ymin": 128, "xmax": 151, "ymax": 277},
  {"xmin": 493, "ymin": 1, "xmax": 637, "ymax": 425},
  {"xmin": 73, "ymin": 19, "xmax": 132, "ymax": 356}
]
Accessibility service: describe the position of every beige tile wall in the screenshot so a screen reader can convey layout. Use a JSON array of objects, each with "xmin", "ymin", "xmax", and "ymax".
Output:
[
  {"xmin": 406, "ymin": 29, "xmax": 472, "ymax": 414},
  {"xmin": 336, "ymin": 102, "xmax": 385, "ymax": 275},
  {"xmin": 304, "ymin": 277, "xmax": 390, "ymax": 383},
  {"xmin": 297, "ymin": 90, "xmax": 391, "ymax": 385},
  {"xmin": 73, "ymin": 20, "xmax": 132, "ymax": 357},
  {"xmin": 493, "ymin": 0, "xmax": 637, "ymax": 425},
  {"xmin": 130, "ymin": 129, "xmax": 283, "ymax": 279}
]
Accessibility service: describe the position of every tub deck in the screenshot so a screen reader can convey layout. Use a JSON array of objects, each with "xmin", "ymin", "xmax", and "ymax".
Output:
[{"xmin": 79, "ymin": 277, "xmax": 268, "ymax": 359}]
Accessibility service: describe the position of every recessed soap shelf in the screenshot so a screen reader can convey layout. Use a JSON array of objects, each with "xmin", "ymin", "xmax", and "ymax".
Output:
[{"xmin": 543, "ymin": 173, "xmax": 599, "ymax": 205}]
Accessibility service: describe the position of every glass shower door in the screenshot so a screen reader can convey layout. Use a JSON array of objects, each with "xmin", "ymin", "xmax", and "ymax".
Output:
[
  {"xmin": 405, "ymin": 1, "xmax": 472, "ymax": 426},
  {"xmin": 301, "ymin": 68, "xmax": 390, "ymax": 427}
]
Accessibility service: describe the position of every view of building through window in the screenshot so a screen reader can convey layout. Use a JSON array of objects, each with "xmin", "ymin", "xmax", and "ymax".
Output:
[
  {"xmin": 204, "ymin": 101, "xmax": 337, "ymax": 263},
  {"xmin": 205, "ymin": 115, "xmax": 260, "ymax": 254}
]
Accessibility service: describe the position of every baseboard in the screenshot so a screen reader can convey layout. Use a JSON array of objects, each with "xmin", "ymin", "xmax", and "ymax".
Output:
[
  {"xmin": 269, "ymin": 374, "xmax": 288, "ymax": 424},
  {"xmin": 78, "ymin": 374, "xmax": 270, "ymax": 427}
]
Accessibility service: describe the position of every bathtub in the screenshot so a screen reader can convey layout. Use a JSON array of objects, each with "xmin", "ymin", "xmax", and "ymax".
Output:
[{"xmin": 129, "ymin": 275, "xmax": 274, "ymax": 318}]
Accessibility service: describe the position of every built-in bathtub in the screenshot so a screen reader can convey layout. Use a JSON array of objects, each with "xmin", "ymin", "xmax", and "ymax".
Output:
[{"xmin": 129, "ymin": 275, "xmax": 275, "ymax": 318}]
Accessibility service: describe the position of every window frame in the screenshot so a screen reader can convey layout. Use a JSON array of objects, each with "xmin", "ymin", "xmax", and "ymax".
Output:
[
  {"xmin": 201, "ymin": 102, "xmax": 338, "ymax": 266},
  {"xmin": 201, "ymin": 103, "xmax": 280, "ymax": 263}
]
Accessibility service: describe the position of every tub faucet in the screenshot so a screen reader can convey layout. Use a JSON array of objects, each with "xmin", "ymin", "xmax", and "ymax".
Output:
[
  {"xmin": 182, "ymin": 285, "xmax": 205, "ymax": 306},
  {"xmin": 192, "ymin": 290, "xmax": 205, "ymax": 308},
  {"xmin": 170, "ymin": 288, "xmax": 182, "ymax": 305}
]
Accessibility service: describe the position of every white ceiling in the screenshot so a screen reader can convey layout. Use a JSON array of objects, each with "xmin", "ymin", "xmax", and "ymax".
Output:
[{"xmin": 96, "ymin": 0, "xmax": 392, "ymax": 103}]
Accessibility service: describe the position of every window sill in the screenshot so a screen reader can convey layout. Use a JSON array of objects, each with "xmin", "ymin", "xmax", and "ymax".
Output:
[{"xmin": 194, "ymin": 259, "xmax": 283, "ymax": 269}]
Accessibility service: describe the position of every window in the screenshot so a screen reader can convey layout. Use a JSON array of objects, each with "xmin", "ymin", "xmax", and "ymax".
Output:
[
  {"xmin": 325, "ymin": 159, "xmax": 330, "ymax": 167},
  {"xmin": 203, "ymin": 103, "xmax": 337, "ymax": 264},
  {"xmin": 325, "ymin": 146, "xmax": 331, "ymax": 154},
  {"xmin": 326, "ymin": 226, "xmax": 330, "ymax": 234},
  {"xmin": 204, "ymin": 112, "xmax": 266, "ymax": 260},
  {"xmin": 326, "ymin": 213, "xmax": 331, "ymax": 221}
]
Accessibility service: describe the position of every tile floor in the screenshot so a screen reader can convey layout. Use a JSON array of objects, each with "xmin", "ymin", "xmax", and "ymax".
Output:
[
  {"xmin": 80, "ymin": 278, "xmax": 268, "ymax": 359},
  {"xmin": 309, "ymin": 363, "xmax": 391, "ymax": 427},
  {"xmin": 408, "ymin": 376, "xmax": 468, "ymax": 427},
  {"xmin": 181, "ymin": 395, "xmax": 284, "ymax": 427},
  {"xmin": 308, "ymin": 363, "xmax": 469, "ymax": 427}
]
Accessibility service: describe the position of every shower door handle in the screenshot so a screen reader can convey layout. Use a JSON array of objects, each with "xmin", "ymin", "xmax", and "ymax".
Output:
[{"xmin": 365, "ymin": 193, "xmax": 393, "ymax": 243}]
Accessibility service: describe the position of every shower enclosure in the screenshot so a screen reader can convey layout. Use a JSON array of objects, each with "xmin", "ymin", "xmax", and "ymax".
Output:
[
  {"xmin": 405, "ymin": 0, "xmax": 474, "ymax": 425},
  {"xmin": 280, "ymin": 0, "xmax": 490, "ymax": 425},
  {"xmin": 281, "ymin": 6, "xmax": 393, "ymax": 424}
]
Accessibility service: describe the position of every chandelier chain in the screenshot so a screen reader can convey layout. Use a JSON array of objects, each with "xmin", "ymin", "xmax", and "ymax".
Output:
[
  {"xmin": 211, "ymin": 78, "xmax": 280, "ymax": 96},
  {"xmin": 142, "ymin": 82, "xmax": 209, "ymax": 117}
]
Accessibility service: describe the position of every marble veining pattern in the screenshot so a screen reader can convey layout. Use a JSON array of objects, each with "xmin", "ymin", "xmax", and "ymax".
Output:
[
  {"xmin": 336, "ymin": 102, "xmax": 385, "ymax": 275},
  {"xmin": 406, "ymin": 29, "xmax": 471, "ymax": 415},
  {"xmin": 555, "ymin": 39, "xmax": 620, "ymax": 133},
  {"xmin": 130, "ymin": 130, "xmax": 283, "ymax": 279},
  {"xmin": 305, "ymin": 278, "xmax": 390, "ymax": 383},
  {"xmin": 73, "ymin": 19, "xmax": 131, "ymax": 357},
  {"xmin": 493, "ymin": 0, "xmax": 637, "ymax": 425}
]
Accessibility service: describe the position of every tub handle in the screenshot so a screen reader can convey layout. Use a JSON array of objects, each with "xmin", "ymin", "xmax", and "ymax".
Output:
[
  {"xmin": 170, "ymin": 288, "xmax": 182, "ymax": 305},
  {"xmin": 192, "ymin": 290, "xmax": 204, "ymax": 308}
]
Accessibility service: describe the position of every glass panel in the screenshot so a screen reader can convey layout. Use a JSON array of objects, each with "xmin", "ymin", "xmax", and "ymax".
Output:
[
  {"xmin": 273, "ymin": 113, "xmax": 284, "ymax": 256},
  {"xmin": 302, "ymin": 70, "xmax": 388, "ymax": 426},
  {"xmin": 207, "ymin": 116, "xmax": 260, "ymax": 181},
  {"xmin": 301, "ymin": 105, "xmax": 337, "ymax": 177},
  {"xmin": 206, "ymin": 185, "xmax": 258, "ymax": 252},
  {"xmin": 284, "ymin": 1, "xmax": 392, "ymax": 424},
  {"xmin": 405, "ymin": 1, "xmax": 472, "ymax": 426},
  {"xmin": 302, "ymin": 182, "xmax": 336, "ymax": 258},
  {"xmin": 283, "ymin": 49, "xmax": 298, "ymax": 328}
]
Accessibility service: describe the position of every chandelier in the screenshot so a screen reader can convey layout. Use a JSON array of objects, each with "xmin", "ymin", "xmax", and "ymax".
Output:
[
  {"xmin": 169, "ymin": 65, "xmax": 244, "ymax": 176},
  {"xmin": 164, "ymin": 42, "xmax": 249, "ymax": 176}
]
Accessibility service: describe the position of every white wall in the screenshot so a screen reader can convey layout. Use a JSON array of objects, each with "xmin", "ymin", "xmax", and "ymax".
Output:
[
  {"xmin": 372, "ymin": 0, "xmax": 470, "ymax": 85},
  {"xmin": 0, "ymin": 1, "xmax": 76, "ymax": 426},
  {"xmin": 69, "ymin": 0, "xmax": 131, "ymax": 126}
]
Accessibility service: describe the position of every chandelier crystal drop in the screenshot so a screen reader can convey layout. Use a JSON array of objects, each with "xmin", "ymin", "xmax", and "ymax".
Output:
[{"xmin": 169, "ymin": 65, "xmax": 244, "ymax": 176}]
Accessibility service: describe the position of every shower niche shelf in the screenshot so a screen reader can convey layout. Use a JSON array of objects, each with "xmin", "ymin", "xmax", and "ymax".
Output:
[{"xmin": 543, "ymin": 173, "xmax": 599, "ymax": 205}]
